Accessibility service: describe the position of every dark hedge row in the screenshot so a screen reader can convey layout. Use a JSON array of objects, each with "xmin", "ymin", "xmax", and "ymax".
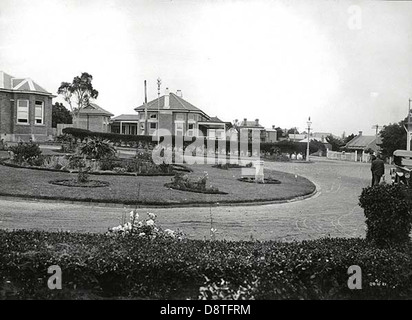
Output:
[
  {"xmin": 62, "ymin": 127, "xmax": 325, "ymax": 155},
  {"xmin": 1, "ymin": 230, "xmax": 412, "ymax": 300},
  {"xmin": 359, "ymin": 184, "xmax": 412, "ymax": 247}
]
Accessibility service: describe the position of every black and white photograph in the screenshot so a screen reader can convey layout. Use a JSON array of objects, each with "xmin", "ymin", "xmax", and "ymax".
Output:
[{"xmin": 1, "ymin": 0, "xmax": 412, "ymax": 307}]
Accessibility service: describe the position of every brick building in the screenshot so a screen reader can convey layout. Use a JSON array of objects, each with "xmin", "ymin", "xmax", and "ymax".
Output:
[
  {"xmin": 128, "ymin": 88, "xmax": 226, "ymax": 139},
  {"xmin": 73, "ymin": 103, "xmax": 113, "ymax": 133},
  {"xmin": 0, "ymin": 71, "xmax": 54, "ymax": 142}
]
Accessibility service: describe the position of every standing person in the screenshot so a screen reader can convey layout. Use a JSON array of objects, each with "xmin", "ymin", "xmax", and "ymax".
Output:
[
  {"xmin": 370, "ymin": 154, "xmax": 376, "ymax": 186},
  {"xmin": 371, "ymin": 154, "xmax": 385, "ymax": 186}
]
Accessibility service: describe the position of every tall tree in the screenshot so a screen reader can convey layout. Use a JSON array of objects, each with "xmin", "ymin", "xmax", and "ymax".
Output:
[
  {"xmin": 57, "ymin": 72, "xmax": 99, "ymax": 126},
  {"xmin": 379, "ymin": 121, "xmax": 407, "ymax": 157},
  {"xmin": 343, "ymin": 133, "xmax": 356, "ymax": 144},
  {"xmin": 287, "ymin": 128, "xmax": 299, "ymax": 135},
  {"xmin": 326, "ymin": 134, "xmax": 344, "ymax": 151},
  {"xmin": 52, "ymin": 102, "xmax": 73, "ymax": 128}
]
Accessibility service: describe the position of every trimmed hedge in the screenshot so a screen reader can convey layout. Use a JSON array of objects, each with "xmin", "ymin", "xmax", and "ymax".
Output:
[
  {"xmin": 359, "ymin": 184, "xmax": 412, "ymax": 247},
  {"xmin": 1, "ymin": 230, "xmax": 412, "ymax": 299},
  {"xmin": 62, "ymin": 127, "xmax": 326, "ymax": 155}
]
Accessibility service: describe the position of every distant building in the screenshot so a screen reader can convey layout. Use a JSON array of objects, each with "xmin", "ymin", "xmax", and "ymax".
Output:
[
  {"xmin": 0, "ymin": 71, "xmax": 54, "ymax": 142},
  {"xmin": 289, "ymin": 133, "xmax": 307, "ymax": 142},
  {"xmin": 133, "ymin": 88, "xmax": 226, "ymax": 139},
  {"xmin": 238, "ymin": 118, "xmax": 265, "ymax": 142},
  {"xmin": 73, "ymin": 103, "xmax": 113, "ymax": 133},
  {"xmin": 263, "ymin": 126, "xmax": 278, "ymax": 143},
  {"xmin": 110, "ymin": 114, "xmax": 140, "ymax": 135},
  {"xmin": 344, "ymin": 130, "xmax": 381, "ymax": 159}
]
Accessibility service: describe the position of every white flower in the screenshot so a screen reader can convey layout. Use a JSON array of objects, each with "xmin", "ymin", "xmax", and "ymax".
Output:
[
  {"xmin": 164, "ymin": 229, "xmax": 175, "ymax": 237},
  {"xmin": 130, "ymin": 210, "xmax": 139, "ymax": 220},
  {"xmin": 138, "ymin": 232, "xmax": 146, "ymax": 237},
  {"xmin": 148, "ymin": 212, "xmax": 156, "ymax": 220},
  {"xmin": 146, "ymin": 219, "xmax": 155, "ymax": 226},
  {"xmin": 111, "ymin": 225, "xmax": 123, "ymax": 232}
]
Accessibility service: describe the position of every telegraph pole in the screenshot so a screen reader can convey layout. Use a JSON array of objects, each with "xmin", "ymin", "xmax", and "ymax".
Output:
[
  {"xmin": 157, "ymin": 78, "xmax": 161, "ymax": 145},
  {"xmin": 306, "ymin": 117, "xmax": 312, "ymax": 162},
  {"xmin": 408, "ymin": 98, "xmax": 412, "ymax": 151}
]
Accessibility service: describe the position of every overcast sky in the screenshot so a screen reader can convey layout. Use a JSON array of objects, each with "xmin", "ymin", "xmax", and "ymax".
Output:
[{"xmin": 1, "ymin": 0, "xmax": 411, "ymax": 136}]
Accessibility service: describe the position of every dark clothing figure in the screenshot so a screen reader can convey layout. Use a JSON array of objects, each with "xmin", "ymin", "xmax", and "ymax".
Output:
[{"xmin": 371, "ymin": 156, "xmax": 385, "ymax": 186}]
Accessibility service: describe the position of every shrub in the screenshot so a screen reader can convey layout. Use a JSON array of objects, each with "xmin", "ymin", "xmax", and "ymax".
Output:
[
  {"xmin": 43, "ymin": 156, "xmax": 63, "ymax": 170},
  {"xmin": 100, "ymin": 158, "xmax": 117, "ymax": 171},
  {"xmin": 2, "ymin": 232, "xmax": 412, "ymax": 299},
  {"xmin": 359, "ymin": 184, "xmax": 412, "ymax": 247},
  {"xmin": 80, "ymin": 139, "xmax": 116, "ymax": 160},
  {"xmin": 109, "ymin": 210, "xmax": 185, "ymax": 240},
  {"xmin": 8, "ymin": 141, "xmax": 43, "ymax": 165},
  {"xmin": 166, "ymin": 172, "xmax": 225, "ymax": 194}
]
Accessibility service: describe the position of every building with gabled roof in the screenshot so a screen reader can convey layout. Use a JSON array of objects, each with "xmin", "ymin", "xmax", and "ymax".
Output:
[
  {"xmin": 129, "ymin": 88, "xmax": 226, "ymax": 139},
  {"xmin": 343, "ymin": 131, "xmax": 381, "ymax": 160},
  {"xmin": 73, "ymin": 102, "xmax": 113, "ymax": 133},
  {"xmin": 0, "ymin": 71, "xmax": 54, "ymax": 142}
]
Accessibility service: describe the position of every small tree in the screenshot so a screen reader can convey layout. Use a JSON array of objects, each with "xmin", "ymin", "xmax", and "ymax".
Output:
[
  {"xmin": 80, "ymin": 139, "xmax": 116, "ymax": 160},
  {"xmin": 52, "ymin": 102, "xmax": 73, "ymax": 128},
  {"xmin": 57, "ymin": 72, "xmax": 99, "ymax": 126},
  {"xmin": 326, "ymin": 135, "xmax": 344, "ymax": 151},
  {"xmin": 379, "ymin": 121, "xmax": 407, "ymax": 158}
]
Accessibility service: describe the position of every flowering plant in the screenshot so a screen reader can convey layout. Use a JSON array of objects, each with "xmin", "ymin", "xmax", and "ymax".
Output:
[{"xmin": 108, "ymin": 210, "xmax": 184, "ymax": 240}]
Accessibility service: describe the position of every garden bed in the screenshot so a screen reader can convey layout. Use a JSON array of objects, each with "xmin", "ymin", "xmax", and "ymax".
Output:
[
  {"xmin": 1, "ymin": 230, "xmax": 411, "ymax": 299},
  {"xmin": 238, "ymin": 177, "xmax": 282, "ymax": 184},
  {"xmin": 0, "ymin": 158, "xmax": 189, "ymax": 176},
  {"xmin": 164, "ymin": 183, "xmax": 228, "ymax": 195},
  {"xmin": 0, "ymin": 163, "xmax": 316, "ymax": 206},
  {"xmin": 49, "ymin": 179, "xmax": 110, "ymax": 188}
]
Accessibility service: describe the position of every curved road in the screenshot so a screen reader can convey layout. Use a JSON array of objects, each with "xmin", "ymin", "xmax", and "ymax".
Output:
[{"xmin": 0, "ymin": 157, "xmax": 389, "ymax": 241}]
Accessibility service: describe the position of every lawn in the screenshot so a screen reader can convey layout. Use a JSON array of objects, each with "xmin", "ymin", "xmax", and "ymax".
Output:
[{"xmin": 0, "ymin": 162, "xmax": 315, "ymax": 206}]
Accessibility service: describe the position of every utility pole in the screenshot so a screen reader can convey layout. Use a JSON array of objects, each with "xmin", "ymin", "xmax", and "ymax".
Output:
[
  {"xmin": 371, "ymin": 124, "xmax": 382, "ymax": 137},
  {"xmin": 306, "ymin": 117, "xmax": 312, "ymax": 162},
  {"xmin": 157, "ymin": 78, "xmax": 161, "ymax": 145},
  {"xmin": 407, "ymin": 98, "xmax": 412, "ymax": 151}
]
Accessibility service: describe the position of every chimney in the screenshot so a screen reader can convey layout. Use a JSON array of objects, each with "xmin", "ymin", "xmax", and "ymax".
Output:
[
  {"xmin": 272, "ymin": 125, "xmax": 276, "ymax": 129},
  {"xmin": 164, "ymin": 87, "xmax": 170, "ymax": 109},
  {"xmin": 358, "ymin": 131, "xmax": 362, "ymax": 136},
  {"xmin": 176, "ymin": 90, "xmax": 182, "ymax": 98},
  {"xmin": 144, "ymin": 80, "xmax": 147, "ymax": 104},
  {"xmin": 255, "ymin": 119, "xmax": 259, "ymax": 126},
  {"xmin": 243, "ymin": 118, "xmax": 247, "ymax": 126}
]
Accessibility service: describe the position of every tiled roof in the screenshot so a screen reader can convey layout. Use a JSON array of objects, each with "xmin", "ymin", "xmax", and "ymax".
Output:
[
  {"xmin": 345, "ymin": 134, "xmax": 380, "ymax": 149},
  {"xmin": 0, "ymin": 71, "xmax": 52, "ymax": 95},
  {"xmin": 209, "ymin": 116, "xmax": 224, "ymax": 123},
  {"xmin": 112, "ymin": 114, "xmax": 140, "ymax": 121},
  {"xmin": 240, "ymin": 120, "xmax": 264, "ymax": 129},
  {"xmin": 78, "ymin": 103, "xmax": 114, "ymax": 117},
  {"xmin": 135, "ymin": 93, "xmax": 208, "ymax": 117}
]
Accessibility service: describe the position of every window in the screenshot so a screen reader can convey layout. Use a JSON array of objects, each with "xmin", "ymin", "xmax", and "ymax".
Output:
[
  {"xmin": 187, "ymin": 123, "xmax": 194, "ymax": 137},
  {"xmin": 176, "ymin": 113, "xmax": 184, "ymax": 121},
  {"xmin": 17, "ymin": 100, "xmax": 29, "ymax": 123},
  {"xmin": 216, "ymin": 129, "xmax": 224, "ymax": 140},
  {"xmin": 150, "ymin": 122, "xmax": 157, "ymax": 129},
  {"xmin": 140, "ymin": 123, "xmax": 145, "ymax": 135},
  {"xmin": 150, "ymin": 114, "xmax": 157, "ymax": 119},
  {"xmin": 175, "ymin": 123, "xmax": 184, "ymax": 136},
  {"xmin": 188, "ymin": 114, "xmax": 194, "ymax": 121},
  {"xmin": 35, "ymin": 101, "xmax": 44, "ymax": 124},
  {"xmin": 140, "ymin": 113, "xmax": 145, "ymax": 120},
  {"xmin": 208, "ymin": 129, "xmax": 216, "ymax": 139}
]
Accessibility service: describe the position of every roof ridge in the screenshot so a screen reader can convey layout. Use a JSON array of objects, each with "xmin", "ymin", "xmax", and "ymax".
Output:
[{"xmin": 170, "ymin": 93, "xmax": 188, "ymax": 110}]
